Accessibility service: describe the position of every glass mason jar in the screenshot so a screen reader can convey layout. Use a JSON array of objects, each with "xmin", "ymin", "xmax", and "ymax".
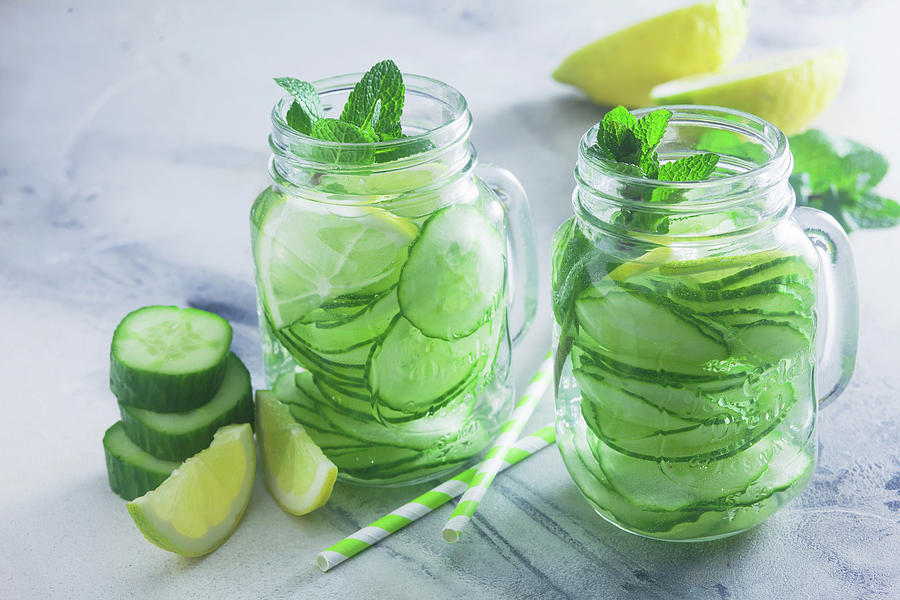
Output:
[
  {"xmin": 552, "ymin": 106, "xmax": 859, "ymax": 541},
  {"xmin": 250, "ymin": 73, "xmax": 537, "ymax": 486}
]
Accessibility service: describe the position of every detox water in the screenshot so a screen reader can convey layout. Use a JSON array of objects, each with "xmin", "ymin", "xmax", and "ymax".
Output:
[{"xmin": 552, "ymin": 219, "xmax": 818, "ymax": 540}]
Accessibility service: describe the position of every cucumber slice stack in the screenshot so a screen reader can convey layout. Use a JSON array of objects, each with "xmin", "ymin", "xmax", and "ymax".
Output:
[
  {"xmin": 102, "ymin": 306, "xmax": 253, "ymax": 500},
  {"xmin": 254, "ymin": 199, "xmax": 509, "ymax": 483},
  {"xmin": 552, "ymin": 231, "xmax": 819, "ymax": 538}
]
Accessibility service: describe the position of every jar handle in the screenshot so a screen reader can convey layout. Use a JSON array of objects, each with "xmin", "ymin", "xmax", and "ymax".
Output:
[
  {"xmin": 793, "ymin": 206, "xmax": 860, "ymax": 408},
  {"xmin": 476, "ymin": 163, "xmax": 538, "ymax": 345}
]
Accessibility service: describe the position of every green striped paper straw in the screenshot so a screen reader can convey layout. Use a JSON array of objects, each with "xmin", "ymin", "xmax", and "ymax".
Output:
[
  {"xmin": 441, "ymin": 351, "xmax": 553, "ymax": 543},
  {"xmin": 317, "ymin": 424, "xmax": 556, "ymax": 572}
]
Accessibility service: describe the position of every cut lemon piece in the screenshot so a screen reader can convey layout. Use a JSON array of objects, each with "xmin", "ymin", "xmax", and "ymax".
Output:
[
  {"xmin": 607, "ymin": 246, "xmax": 675, "ymax": 282},
  {"xmin": 553, "ymin": 0, "xmax": 748, "ymax": 107},
  {"xmin": 255, "ymin": 390, "xmax": 337, "ymax": 516},
  {"xmin": 650, "ymin": 47, "xmax": 847, "ymax": 134},
  {"xmin": 255, "ymin": 197, "xmax": 417, "ymax": 329},
  {"xmin": 126, "ymin": 423, "xmax": 255, "ymax": 557}
]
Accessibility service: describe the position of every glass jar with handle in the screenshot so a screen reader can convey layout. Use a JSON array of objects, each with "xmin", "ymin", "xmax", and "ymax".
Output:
[
  {"xmin": 552, "ymin": 106, "xmax": 858, "ymax": 541},
  {"xmin": 251, "ymin": 73, "xmax": 537, "ymax": 486}
]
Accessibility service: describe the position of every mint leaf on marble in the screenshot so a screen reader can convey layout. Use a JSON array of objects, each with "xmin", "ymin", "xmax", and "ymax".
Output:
[
  {"xmin": 789, "ymin": 129, "xmax": 898, "ymax": 232},
  {"xmin": 340, "ymin": 59, "xmax": 405, "ymax": 136},
  {"xmin": 274, "ymin": 77, "xmax": 323, "ymax": 135}
]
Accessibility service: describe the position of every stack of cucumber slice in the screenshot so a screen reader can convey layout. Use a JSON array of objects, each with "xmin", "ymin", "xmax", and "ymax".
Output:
[
  {"xmin": 102, "ymin": 306, "xmax": 253, "ymax": 500},
  {"xmin": 552, "ymin": 226, "xmax": 819, "ymax": 537},
  {"xmin": 253, "ymin": 189, "xmax": 509, "ymax": 483}
]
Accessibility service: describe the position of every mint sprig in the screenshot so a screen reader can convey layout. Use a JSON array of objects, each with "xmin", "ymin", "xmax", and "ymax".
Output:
[
  {"xmin": 657, "ymin": 153, "xmax": 720, "ymax": 182},
  {"xmin": 274, "ymin": 78, "xmax": 323, "ymax": 135},
  {"xmin": 309, "ymin": 119, "xmax": 377, "ymax": 164},
  {"xmin": 589, "ymin": 105, "xmax": 720, "ymax": 232},
  {"xmin": 789, "ymin": 129, "xmax": 898, "ymax": 231},
  {"xmin": 275, "ymin": 60, "xmax": 428, "ymax": 165},
  {"xmin": 340, "ymin": 59, "xmax": 405, "ymax": 138}
]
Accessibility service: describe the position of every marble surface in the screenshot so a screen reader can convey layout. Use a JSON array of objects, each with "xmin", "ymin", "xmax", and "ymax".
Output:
[{"xmin": 2, "ymin": 1, "xmax": 899, "ymax": 598}]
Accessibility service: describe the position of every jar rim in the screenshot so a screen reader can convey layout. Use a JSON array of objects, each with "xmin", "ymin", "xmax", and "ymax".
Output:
[
  {"xmin": 270, "ymin": 72, "xmax": 472, "ymax": 155},
  {"xmin": 577, "ymin": 105, "xmax": 793, "ymax": 209}
]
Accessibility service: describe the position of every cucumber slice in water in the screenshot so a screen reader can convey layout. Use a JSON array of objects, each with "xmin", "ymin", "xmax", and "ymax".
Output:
[
  {"xmin": 583, "ymin": 380, "xmax": 796, "ymax": 461},
  {"xmin": 593, "ymin": 433, "xmax": 775, "ymax": 512},
  {"xmin": 284, "ymin": 290, "xmax": 399, "ymax": 354},
  {"xmin": 110, "ymin": 306, "xmax": 233, "ymax": 412},
  {"xmin": 103, "ymin": 422, "xmax": 180, "ymax": 501},
  {"xmin": 367, "ymin": 316, "xmax": 495, "ymax": 413},
  {"xmin": 575, "ymin": 283, "xmax": 730, "ymax": 375},
  {"xmin": 574, "ymin": 367, "xmax": 699, "ymax": 430},
  {"xmin": 118, "ymin": 353, "xmax": 253, "ymax": 461},
  {"xmin": 398, "ymin": 204, "xmax": 505, "ymax": 340}
]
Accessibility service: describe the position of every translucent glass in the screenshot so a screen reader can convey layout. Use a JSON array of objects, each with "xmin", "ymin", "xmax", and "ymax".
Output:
[
  {"xmin": 251, "ymin": 74, "xmax": 537, "ymax": 486},
  {"xmin": 552, "ymin": 106, "xmax": 858, "ymax": 540}
]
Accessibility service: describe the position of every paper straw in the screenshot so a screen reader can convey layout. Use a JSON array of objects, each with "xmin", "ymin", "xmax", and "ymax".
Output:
[
  {"xmin": 317, "ymin": 423, "xmax": 556, "ymax": 572},
  {"xmin": 441, "ymin": 351, "xmax": 553, "ymax": 543}
]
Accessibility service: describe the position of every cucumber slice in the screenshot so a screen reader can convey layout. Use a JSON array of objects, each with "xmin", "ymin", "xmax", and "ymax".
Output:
[
  {"xmin": 578, "ymin": 360, "xmax": 749, "ymax": 422},
  {"xmin": 118, "ymin": 353, "xmax": 253, "ymax": 461},
  {"xmin": 103, "ymin": 422, "xmax": 179, "ymax": 501},
  {"xmin": 728, "ymin": 320, "xmax": 813, "ymax": 365},
  {"xmin": 668, "ymin": 284, "xmax": 809, "ymax": 316},
  {"xmin": 581, "ymin": 380, "xmax": 797, "ymax": 461},
  {"xmin": 728, "ymin": 441, "xmax": 813, "ymax": 506},
  {"xmin": 367, "ymin": 316, "xmax": 496, "ymax": 413},
  {"xmin": 575, "ymin": 283, "xmax": 730, "ymax": 376},
  {"xmin": 398, "ymin": 204, "xmax": 506, "ymax": 340},
  {"xmin": 663, "ymin": 255, "xmax": 813, "ymax": 290},
  {"xmin": 298, "ymin": 294, "xmax": 379, "ymax": 326},
  {"xmin": 574, "ymin": 367, "xmax": 699, "ymax": 430},
  {"xmin": 110, "ymin": 306, "xmax": 233, "ymax": 412},
  {"xmin": 668, "ymin": 276, "xmax": 815, "ymax": 309},
  {"xmin": 285, "ymin": 291, "xmax": 398, "ymax": 354},
  {"xmin": 572, "ymin": 345, "xmax": 741, "ymax": 386},
  {"xmin": 294, "ymin": 371, "xmax": 469, "ymax": 452},
  {"xmin": 593, "ymin": 434, "xmax": 775, "ymax": 512}
]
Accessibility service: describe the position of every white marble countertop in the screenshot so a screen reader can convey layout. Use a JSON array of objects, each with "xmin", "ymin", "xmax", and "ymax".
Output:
[{"xmin": 2, "ymin": 1, "xmax": 898, "ymax": 598}]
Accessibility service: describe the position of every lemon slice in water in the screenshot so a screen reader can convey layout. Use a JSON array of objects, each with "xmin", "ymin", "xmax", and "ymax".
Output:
[{"xmin": 255, "ymin": 197, "xmax": 417, "ymax": 329}]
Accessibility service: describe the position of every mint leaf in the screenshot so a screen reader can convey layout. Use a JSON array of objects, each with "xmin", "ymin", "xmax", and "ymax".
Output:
[
  {"xmin": 657, "ymin": 154, "xmax": 720, "ymax": 182},
  {"xmin": 274, "ymin": 77, "xmax": 323, "ymax": 135},
  {"xmin": 844, "ymin": 190, "xmax": 900, "ymax": 229},
  {"xmin": 595, "ymin": 106, "xmax": 641, "ymax": 165},
  {"xmin": 285, "ymin": 102, "xmax": 314, "ymax": 134},
  {"xmin": 639, "ymin": 151, "xmax": 660, "ymax": 179},
  {"xmin": 603, "ymin": 105, "xmax": 638, "ymax": 129},
  {"xmin": 790, "ymin": 129, "xmax": 888, "ymax": 195},
  {"xmin": 374, "ymin": 135, "xmax": 435, "ymax": 163},
  {"xmin": 597, "ymin": 121, "xmax": 641, "ymax": 165},
  {"xmin": 633, "ymin": 109, "xmax": 671, "ymax": 154},
  {"xmin": 340, "ymin": 59, "xmax": 405, "ymax": 135},
  {"xmin": 697, "ymin": 130, "xmax": 769, "ymax": 164},
  {"xmin": 309, "ymin": 118, "xmax": 376, "ymax": 164},
  {"xmin": 789, "ymin": 129, "xmax": 896, "ymax": 232},
  {"xmin": 593, "ymin": 107, "xmax": 672, "ymax": 178}
]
